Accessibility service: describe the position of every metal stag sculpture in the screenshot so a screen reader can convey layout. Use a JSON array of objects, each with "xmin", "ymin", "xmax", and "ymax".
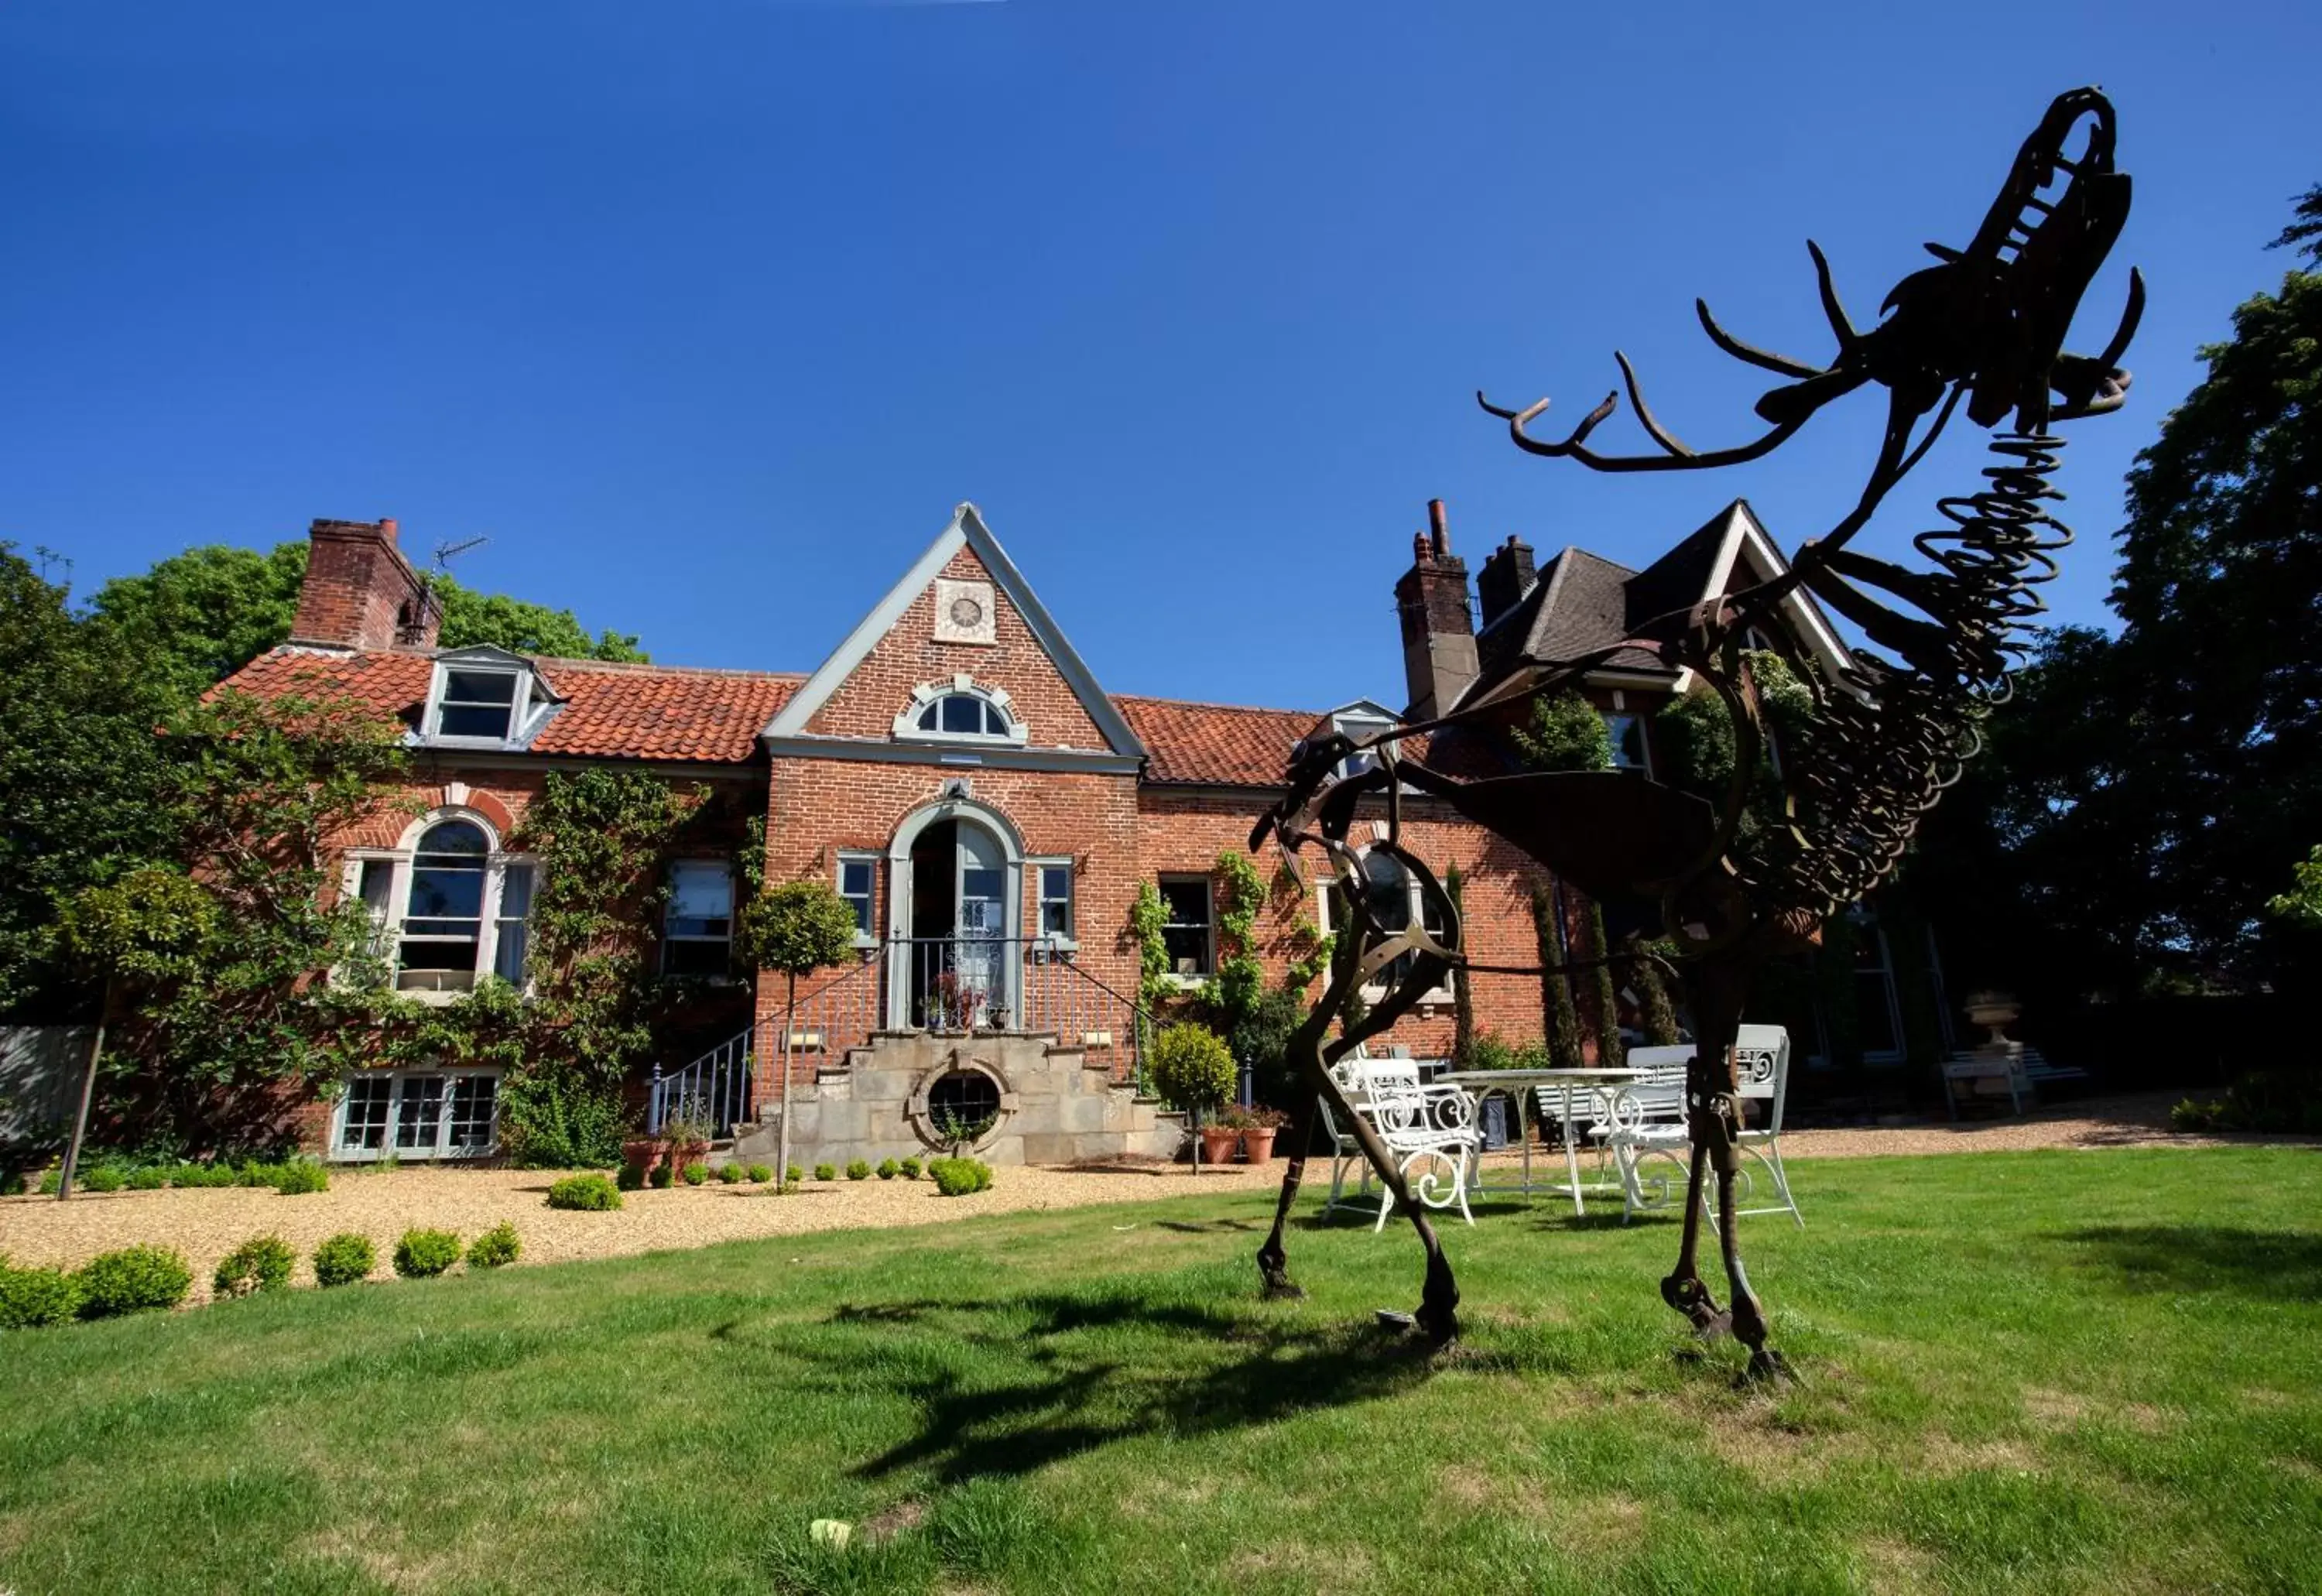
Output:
[{"xmin": 1248, "ymin": 87, "xmax": 2139, "ymax": 1376}]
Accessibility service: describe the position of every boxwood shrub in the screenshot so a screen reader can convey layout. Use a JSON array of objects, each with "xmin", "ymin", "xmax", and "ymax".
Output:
[
  {"xmin": 813, "ymin": 1163, "xmax": 836, "ymax": 1183},
  {"xmin": 716, "ymin": 1163, "xmax": 744, "ymax": 1184},
  {"xmin": 392, "ymin": 1228, "xmax": 461, "ymax": 1279},
  {"xmin": 927, "ymin": 1157, "xmax": 994, "ymax": 1197},
  {"xmin": 845, "ymin": 1159, "xmax": 872, "ymax": 1181},
  {"xmin": 465, "ymin": 1222, "xmax": 521, "ymax": 1269},
  {"xmin": 75, "ymin": 1245, "xmax": 193, "ymax": 1318},
  {"xmin": 545, "ymin": 1173, "xmax": 623, "ymax": 1211},
  {"xmin": 876, "ymin": 1159, "xmax": 899, "ymax": 1180},
  {"xmin": 212, "ymin": 1234, "xmax": 296, "ymax": 1298},
  {"xmin": 272, "ymin": 1159, "xmax": 330, "ymax": 1196},
  {"xmin": 899, "ymin": 1157, "xmax": 922, "ymax": 1180},
  {"xmin": 0, "ymin": 1264, "xmax": 84, "ymax": 1330},
  {"xmin": 746, "ymin": 1163, "xmax": 772, "ymax": 1183},
  {"xmin": 680, "ymin": 1163, "xmax": 707, "ymax": 1187},
  {"xmin": 312, "ymin": 1232, "xmax": 375, "ymax": 1287}
]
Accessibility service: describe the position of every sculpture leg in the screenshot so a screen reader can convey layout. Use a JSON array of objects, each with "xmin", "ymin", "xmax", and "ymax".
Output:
[
  {"xmin": 1661, "ymin": 970, "xmax": 1736, "ymax": 1338},
  {"xmin": 1256, "ymin": 1094, "xmax": 1321, "ymax": 1299}
]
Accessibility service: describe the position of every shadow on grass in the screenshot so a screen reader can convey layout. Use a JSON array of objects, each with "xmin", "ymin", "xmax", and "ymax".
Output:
[
  {"xmin": 2057, "ymin": 1224, "xmax": 2322, "ymax": 1300},
  {"xmin": 823, "ymin": 1289, "xmax": 1437, "ymax": 1485}
]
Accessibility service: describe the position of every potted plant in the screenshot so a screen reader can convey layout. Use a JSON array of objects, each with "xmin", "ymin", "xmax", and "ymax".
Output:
[
  {"xmin": 621, "ymin": 1133, "xmax": 663, "ymax": 1182},
  {"xmin": 1149, "ymin": 1023, "xmax": 1238, "ymax": 1173},
  {"xmin": 1238, "ymin": 1105, "xmax": 1289, "ymax": 1162},
  {"xmin": 661, "ymin": 1094, "xmax": 717, "ymax": 1173}
]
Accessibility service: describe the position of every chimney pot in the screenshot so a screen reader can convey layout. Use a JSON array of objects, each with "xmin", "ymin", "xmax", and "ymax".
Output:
[
  {"xmin": 1428, "ymin": 498, "xmax": 1449, "ymax": 558},
  {"xmin": 379, "ymin": 517, "xmax": 399, "ymax": 544}
]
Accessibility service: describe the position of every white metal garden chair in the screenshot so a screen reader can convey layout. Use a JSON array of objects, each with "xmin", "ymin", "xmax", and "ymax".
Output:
[
  {"xmin": 1319, "ymin": 1053, "xmax": 1482, "ymax": 1231},
  {"xmin": 1587, "ymin": 1028, "xmax": 1803, "ymax": 1227}
]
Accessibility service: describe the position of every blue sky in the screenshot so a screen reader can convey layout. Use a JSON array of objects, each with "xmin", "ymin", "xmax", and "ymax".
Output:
[{"xmin": 2, "ymin": 0, "xmax": 2312, "ymax": 711}]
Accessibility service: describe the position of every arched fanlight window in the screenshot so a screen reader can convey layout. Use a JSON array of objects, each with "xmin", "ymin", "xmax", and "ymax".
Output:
[{"xmin": 916, "ymin": 693, "xmax": 1012, "ymax": 738}]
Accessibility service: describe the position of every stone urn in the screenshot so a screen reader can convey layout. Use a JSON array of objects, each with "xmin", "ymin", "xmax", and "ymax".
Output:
[{"xmin": 1962, "ymin": 990, "xmax": 2022, "ymax": 1046}]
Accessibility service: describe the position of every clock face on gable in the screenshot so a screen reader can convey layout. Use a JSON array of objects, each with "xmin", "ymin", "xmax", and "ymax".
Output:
[{"xmin": 933, "ymin": 578, "xmax": 997, "ymax": 645}]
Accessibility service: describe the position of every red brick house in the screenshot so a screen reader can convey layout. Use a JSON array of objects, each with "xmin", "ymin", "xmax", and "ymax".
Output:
[{"xmin": 222, "ymin": 497, "xmax": 1854, "ymax": 1165}]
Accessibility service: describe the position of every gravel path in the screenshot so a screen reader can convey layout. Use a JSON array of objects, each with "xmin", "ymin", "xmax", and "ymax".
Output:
[{"xmin": 5, "ymin": 1094, "xmax": 2306, "ymax": 1301}]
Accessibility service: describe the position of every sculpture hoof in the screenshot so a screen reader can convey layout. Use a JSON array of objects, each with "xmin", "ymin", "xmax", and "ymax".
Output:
[
  {"xmin": 1375, "ymin": 1309, "xmax": 1416, "ymax": 1333},
  {"xmin": 1262, "ymin": 1280, "xmax": 1307, "ymax": 1301},
  {"xmin": 1739, "ymin": 1348, "xmax": 1796, "ymax": 1386}
]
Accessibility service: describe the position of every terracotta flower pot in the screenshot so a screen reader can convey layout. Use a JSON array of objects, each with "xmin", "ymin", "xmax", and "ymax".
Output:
[
  {"xmin": 621, "ymin": 1139, "xmax": 663, "ymax": 1177},
  {"xmin": 1240, "ymin": 1128, "xmax": 1278, "ymax": 1163},
  {"xmin": 670, "ymin": 1139, "xmax": 708, "ymax": 1174},
  {"xmin": 1198, "ymin": 1127, "xmax": 1241, "ymax": 1166}
]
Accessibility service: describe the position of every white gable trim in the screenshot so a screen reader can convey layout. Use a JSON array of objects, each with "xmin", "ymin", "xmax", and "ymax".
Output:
[
  {"xmin": 760, "ymin": 502, "xmax": 1148, "ymax": 759},
  {"xmin": 1705, "ymin": 501, "xmax": 1855, "ymax": 682}
]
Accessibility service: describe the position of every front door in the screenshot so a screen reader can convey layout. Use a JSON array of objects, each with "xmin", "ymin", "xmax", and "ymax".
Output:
[{"xmin": 951, "ymin": 823, "xmax": 1009, "ymax": 1025}]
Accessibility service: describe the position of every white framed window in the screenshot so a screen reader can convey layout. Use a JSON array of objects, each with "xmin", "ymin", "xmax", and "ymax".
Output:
[
  {"xmin": 836, "ymin": 852, "xmax": 878, "ymax": 945},
  {"xmin": 1604, "ymin": 711, "xmax": 1648, "ymax": 772},
  {"xmin": 663, "ymin": 861, "xmax": 735, "ymax": 978},
  {"xmin": 331, "ymin": 1069, "xmax": 501, "ymax": 1161},
  {"xmin": 1157, "ymin": 875, "xmax": 1214, "ymax": 978},
  {"xmin": 1329, "ymin": 711, "xmax": 1399, "ymax": 779},
  {"xmin": 422, "ymin": 651, "xmax": 559, "ymax": 748},
  {"xmin": 1032, "ymin": 858, "xmax": 1075, "ymax": 944},
  {"xmin": 892, "ymin": 676, "xmax": 1030, "ymax": 746},
  {"xmin": 340, "ymin": 813, "xmax": 536, "ymax": 999},
  {"xmin": 1317, "ymin": 850, "xmax": 1453, "ymax": 1001}
]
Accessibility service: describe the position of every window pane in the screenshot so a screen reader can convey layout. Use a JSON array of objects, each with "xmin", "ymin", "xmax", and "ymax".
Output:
[
  {"xmin": 396, "ymin": 1077, "xmax": 446, "ymax": 1151},
  {"xmin": 1159, "ymin": 878, "xmax": 1211, "ymax": 974},
  {"xmin": 1039, "ymin": 865, "xmax": 1073, "ymax": 937},
  {"xmin": 1158, "ymin": 879, "xmax": 1210, "ymax": 927},
  {"xmin": 493, "ymin": 863, "xmax": 533, "ymax": 986},
  {"xmin": 408, "ymin": 865, "xmax": 485, "ymax": 921},
  {"xmin": 416, "ymin": 821, "xmax": 488, "ymax": 858},
  {"xmin": 841, "ymin": 859, "xmax": 874, "ymax": 896},
  {"xmin": 447, "ymin": 1077, "xmax": 498, "ymax": 1150},
  {"xmin": 399, "ymin": 940, "xmax": 480, "ymax": 972},
  {"xmin": 668, "ymin": 862, "xmax": 732, "ymax": 923},
  {"xmin": 340, "ymin": 1077, "xmax": 392, "ymax": 1151},
  {"xmin": 1361, "ymin": 851, "xmax": 1413, "ymax": 930},
  {"xmin": 437, "ymin": 703, "xmax": 515, "ymax": 739},
  {"xmin": 918, "ymin": 703, "xmax": 940, "ymax": 729},
  {"xmin": 940, "ymin": 694, "xmax": 985, "ymax": 734},
  {"xmin": 444, "ymin": 670, "xmax": 518, "ymax": 706},
  {"xmin": 357, "ymin": 859, "xmax": 393, "ymax": 916},
  {"xmin": 1162, "ymin": 926, "xmax": 1211, "ymax": 974}
]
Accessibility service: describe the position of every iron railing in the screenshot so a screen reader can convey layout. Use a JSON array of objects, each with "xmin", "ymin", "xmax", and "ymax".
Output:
[{"xmin": 646, "ymin": 938, "xmax": 1157, "ymax": 1137}]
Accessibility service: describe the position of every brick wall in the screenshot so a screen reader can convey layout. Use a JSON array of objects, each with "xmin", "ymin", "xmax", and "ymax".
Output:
[{"xmin": 807, "ymin": 545, "xmax": 1115, "ymax": 751}]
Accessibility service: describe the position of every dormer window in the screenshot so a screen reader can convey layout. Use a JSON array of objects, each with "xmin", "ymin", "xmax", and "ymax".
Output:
[
  {"xmin": 436, "ymin": 670, "xmax": 522, "ymax": 740},
  {"xmin": 423, "ymin": 648, "xmax": 560, "ymax": 748},
  {"xmin": 892, "ymin": 675, "xmax": 1031, "ymax": 745},
  {"xmin": 1329, "ymin": 707, "xmax": 1399, "ymax": 779}
]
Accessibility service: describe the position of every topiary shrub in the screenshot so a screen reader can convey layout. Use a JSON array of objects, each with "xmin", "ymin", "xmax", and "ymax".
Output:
[
  {"xmin": 846, "ymin": 1159, "xmax": 872, "ymax": 1181},
  {"xmin": 76, "ymin": 1245, "xmax": 192, "ymax": 1318},
  {"xmin": 212, "ymin": 1235, "xmax": 295, "ymax": 1299},
  {"xmin": 928, "ymin": 1157, "xmax": 994, "ymax": 1197},
  {"xmin": 785, "ymin": 1164, "xmax": 803, "ymax": 1185},
  {"xmin": 312, "ymin": 1233, "xmax": 375, "ymax": 1287},
  {"xmin": 716, "ymin": 1163, "xmax": 743, "ymax": 1184},
  {"xmin": 272, "ymin": 1160, "xmax": 329, "ymax": 1196},
  {"xmin": 813, "ymin": 1163, "xmax": 836, "ymax": 1183},
  {"xmin": 546, "ymin": 1173, "xmax": 623, "ymax": 1211},
  {"xmin": 876, "ymin": 1159, "xmax": 899, "ymax": 1180},
  {"xmin": 681, "ymin": 1163, "xmax": 707, "ymax": 1187},
  {"xmin": 1150, "ymin": 1023, "xmax": 1237, "ymax": 1117},
  {"xmin": 393, "ymin": 1228, "xmax": 461, "ymax": 1279},
  {"xmin": 649, "ymin": 1163, "xmax": 673, "ymax": 1189},
  {"xmin": 615, "ymin": 1163, "xmax": 645, "ymax": 1191},
  {"xmin": 0, "ymin": 1264, "xmax": 84, "ymax": 1329},
  {"xmin": 899, "ymin": 1157, "xmax": 921, "ymax": 1180},
  {"xmin": 466, "ymin": 1222, "xmax": 521, "ymax": 1269},
  {"xmin": 746, "ymin": 1163, "xmax": 772, "ymax": 1183}
]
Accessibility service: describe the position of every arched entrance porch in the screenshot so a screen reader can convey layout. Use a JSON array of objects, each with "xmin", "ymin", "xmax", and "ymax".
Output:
[{"xmin": 882, "ymin": 796, "xmax": 1024, "ymax": 1031}]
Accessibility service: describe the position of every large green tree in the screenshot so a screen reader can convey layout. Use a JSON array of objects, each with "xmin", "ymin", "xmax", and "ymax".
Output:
[
  {"xmin": 87, "ymin": 539, "xmax": 646, "ymax": 707},
  {"xmin": 1912, "ymin": 188, "xmax": 2322, "ymax": 997}
]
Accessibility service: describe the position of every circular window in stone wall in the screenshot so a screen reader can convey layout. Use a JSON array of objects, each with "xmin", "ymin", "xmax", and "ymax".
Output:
[{"xmin": 927, "ymin": 1069, "xmax": 1002, "ymax": 1137}]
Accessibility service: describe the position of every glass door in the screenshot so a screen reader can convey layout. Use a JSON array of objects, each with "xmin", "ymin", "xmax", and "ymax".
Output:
[{"xmin": 953, "ymin": 824, "xmax": 1009, "ymax": 1026}]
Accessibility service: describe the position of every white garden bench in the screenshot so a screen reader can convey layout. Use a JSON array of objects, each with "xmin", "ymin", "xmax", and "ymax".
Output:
[{"xmin": 1319, "ymin": 1054, "xmax": 1482, "ymax": 1231}]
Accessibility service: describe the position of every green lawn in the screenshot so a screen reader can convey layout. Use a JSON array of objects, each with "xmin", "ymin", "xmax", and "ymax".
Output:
[{"xmin": 3, "ymin": 1147, "xmax": 2319, "ymax": 1594}]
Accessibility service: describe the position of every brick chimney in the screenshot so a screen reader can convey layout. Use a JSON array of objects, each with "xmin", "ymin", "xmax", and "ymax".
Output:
[
  {"xmin": 1477, "ymin": 535, "xmax": 1539, "ymax": 631},
  {"xmin": 1392, "ymin": 498, "xmax": 1478, "ymax": 721},
  {"xmin": 289, "ymin": 517, "xmax": 443, "ymax": 652}
]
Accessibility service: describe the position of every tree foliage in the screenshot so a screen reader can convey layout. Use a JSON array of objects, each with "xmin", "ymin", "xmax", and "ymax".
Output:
[
  {"xmin": 738, "ymin": 879, "xmax": 860, "ymax": 981},
  {"xmin": 84, "ymin": 539, "xmax": 647, "ymax": 711},
  {"xmin": 1510, "ymin": 690, "xmax": 1611, "ymax": 773}
]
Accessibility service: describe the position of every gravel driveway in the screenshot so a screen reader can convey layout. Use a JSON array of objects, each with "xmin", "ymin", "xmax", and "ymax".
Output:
[{"xmin": 4, "ymin": 1093, "xmax": 2303, "ymax": 1302}]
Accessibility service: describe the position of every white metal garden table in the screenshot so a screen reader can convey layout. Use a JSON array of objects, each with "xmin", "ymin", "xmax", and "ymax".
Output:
[{"xmin": 1435, "ymin": 1067, "xmax": 1648, "ymax": 1215}]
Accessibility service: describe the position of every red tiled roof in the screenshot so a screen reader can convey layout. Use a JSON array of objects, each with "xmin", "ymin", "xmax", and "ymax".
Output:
[
  {"xmin": 1111, "ymin": 694, "xmax": 1321, "ymax": 787},
  {"xmin": 218, "ymin": 647, "xmax": 801, "ymax": 764}
]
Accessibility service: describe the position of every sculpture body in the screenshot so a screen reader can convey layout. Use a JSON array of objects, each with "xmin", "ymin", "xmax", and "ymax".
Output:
[{"xmin": 1252, "ymin": 88, "xmax": 2140, "ymax": 1374}]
